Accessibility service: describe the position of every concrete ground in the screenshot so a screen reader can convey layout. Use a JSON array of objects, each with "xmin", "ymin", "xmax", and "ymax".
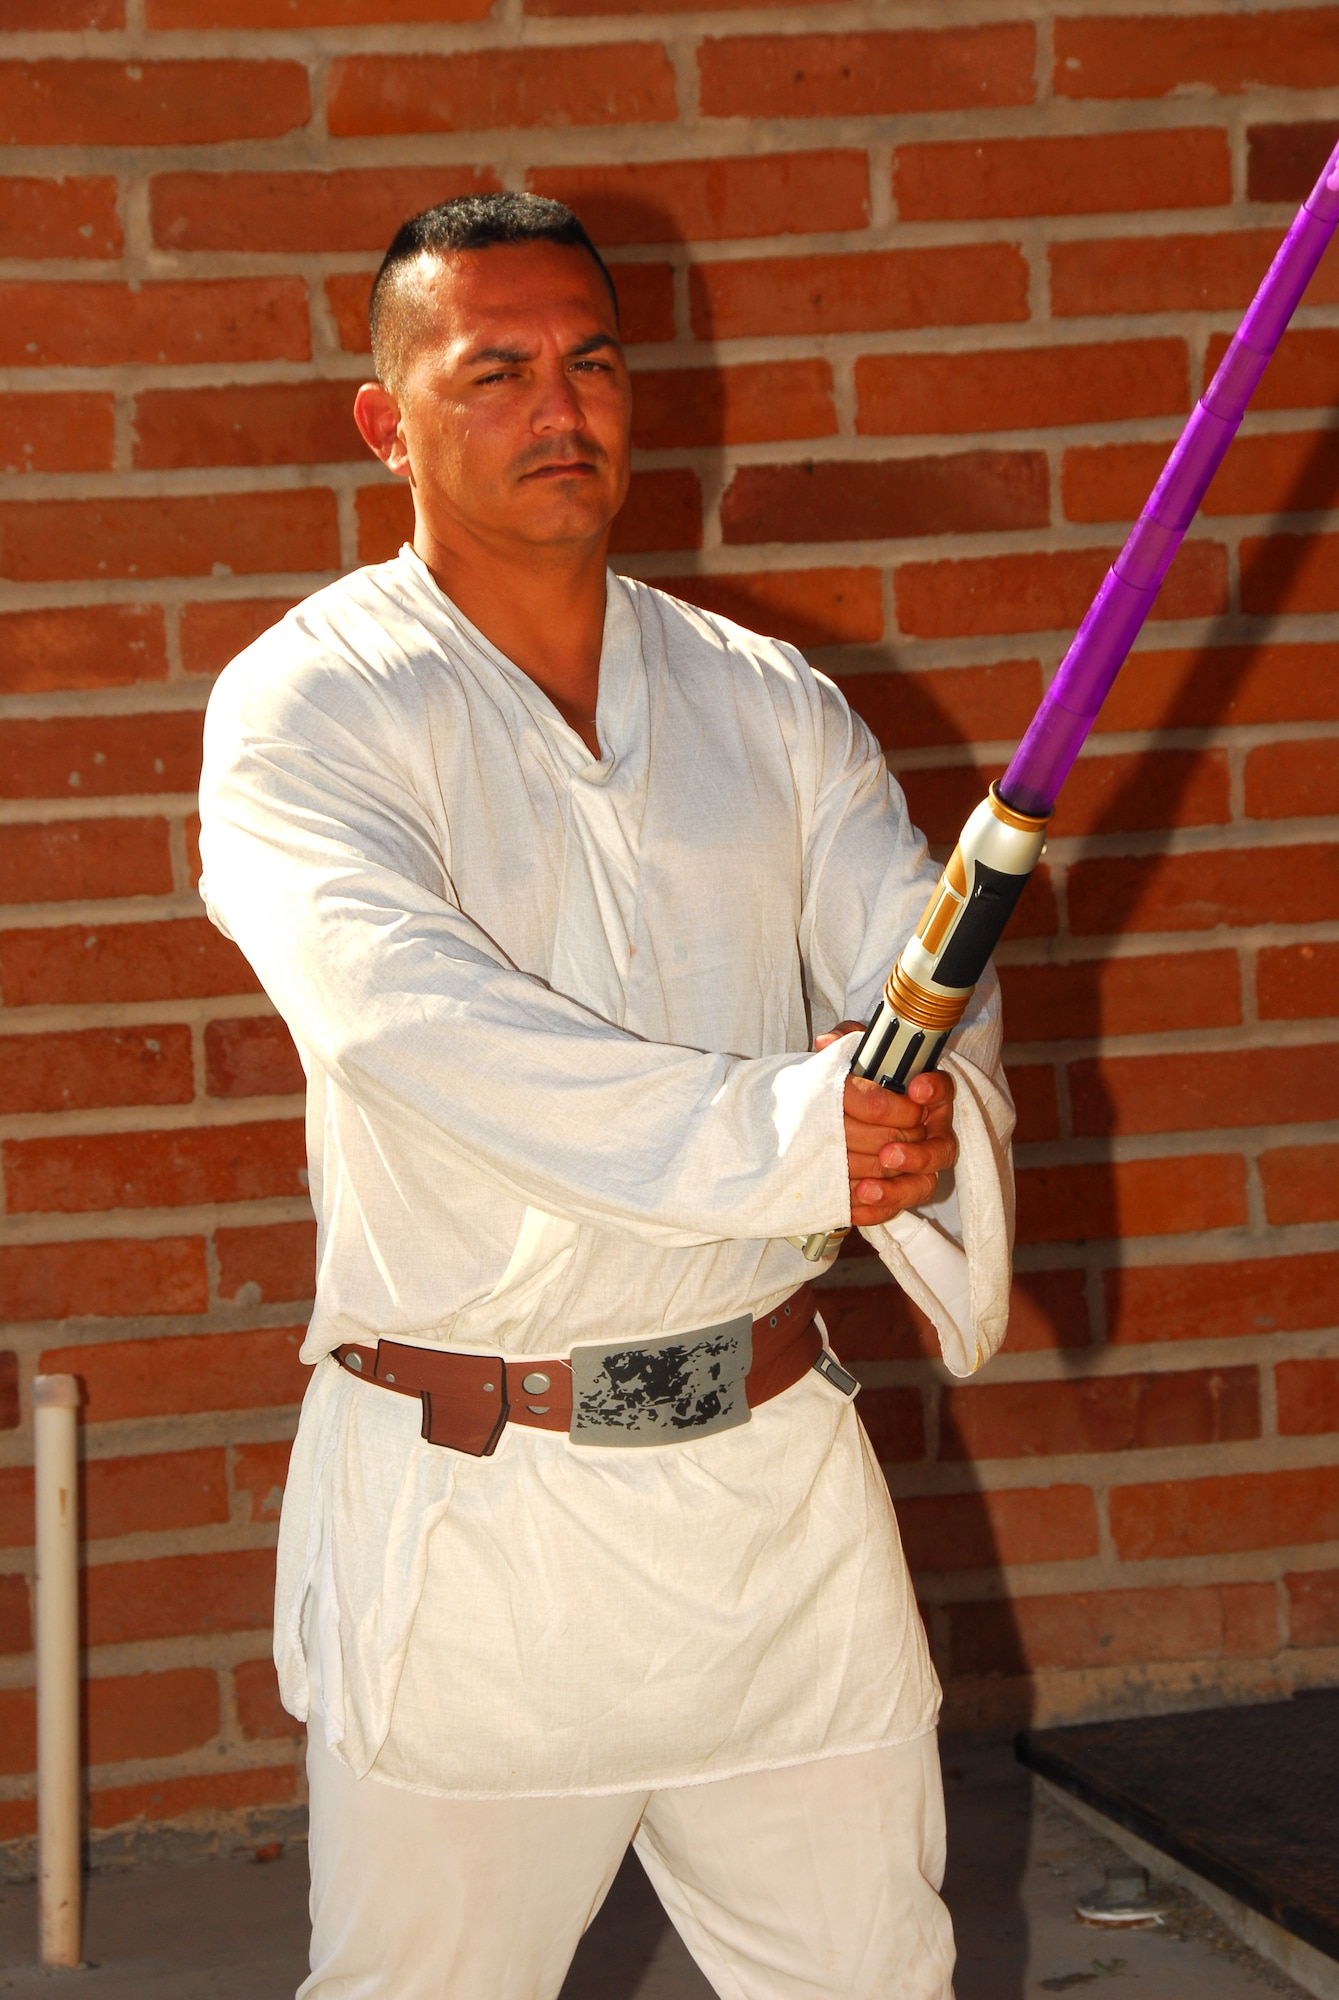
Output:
[{"xmin": 0, "ymin": 1743, "xmax": 1314, "ymax": 1998}]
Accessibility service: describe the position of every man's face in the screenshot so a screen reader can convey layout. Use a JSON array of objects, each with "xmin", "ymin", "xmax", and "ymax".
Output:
[{"xmin": 376, "ymin": 241, "xmax": 632, "ymax": 558}]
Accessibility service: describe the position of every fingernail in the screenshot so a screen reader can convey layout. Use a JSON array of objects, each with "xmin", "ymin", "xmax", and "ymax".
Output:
[{"xmin": 882, "ymin": 1146, "xmax": 904, "ymax": 1169}]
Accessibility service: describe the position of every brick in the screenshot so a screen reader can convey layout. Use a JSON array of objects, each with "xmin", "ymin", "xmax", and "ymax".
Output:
[
  {"xmin": 529, "ymin": 0, "xmax": 847, "ymax": 11},
  {"xmin": 85, "ymin": 1449, "xmax": 229, "ymax": 1541},
  {"xmin": 1259, "ymin": 941, "xmax": 1339, "ymax": 1021},
  {"xmin": 1057, "ymin": 13, "xmax": 1339, "ymax": 99},
  {"xmin": 87, "ymin": 1667, "xmax": 220, "ymax": 1766},
  {"xmin": 234, "ymin": 1439, "xmax": 292, "ymax": 1522},
  {"xmin": 0, "ymin": 712, "xmax": 203, "ymax": 800},
  {"xmin": 0, "ymin": 393, "xmax": 114, "ymax": 475},
  {"xmin": 819, "ymin": 1281, "xmax": 937, "ymax": 1364},
  {"xmin": 356, "ymin": 481, "xmax": 414, "ymax": 564},
  {"xmin": 1069, "ymin": 843, "xmax": 1339, "ymax": 936},
  {"xmin": 690, "ymin": 244, "xmax": 1030, "ymax": 342},
  {"xmin": 326, "ymin": 272, "xmax": 378, "ymax": 355},
  {"xmin": 6, "ymin": 1119, "xmax": 307, "ymax": 1215},
  {"xmin": 330, "ymin": 46, "xmax": 675, "ymax": 137},
  {"xmin": 1277, "ymin": 1358, "xmax": 1339, "ymax": 1437},
  {"xmin": 216, "ymin": 1220, "xmax": 315, "ymax": 1304},
  {"xmin": 1288, "ymin": 1570, "xmax": 1339, "ymax": 1647},
  {"xmin": 0, "ymin": 177, "xmax": 120, "ymax": 260},
  {"xmin": 206, "ymin": 1015, "xmax": 303, "ymax": 1098},
  {"xmin": 895, "ymin": 1485, "xmax": 1098, "ymax": 1571},
  {"xmin": 1072, "ymin": 1044, "xmax": 1339, "ymax": 1139},
  {"xmin": 87, "ymin": 1548, "xmax": 274, "ymax": 1646},
  {"xmin": 0, "ymin": 1235, "xmax": 207, "ymax": 1324},
  {"xmin": 0, "ymin": 917, "xmax": 261, "ymax": 1007},
  {"xmin": 1247, "ymin": 120, "xmax": 1337, "ymax": 204},
  {"xmin": 895, "ymin": 129, "xmax": 1230, "ymax": 223},
  {"xmin": 857, "ymin": 1388, "xmax": 924, "ymax": 1464},
  {"xmin": 1053, "ymin": 748, "xmax": 1230, "ymax": 838},
  {"xmin": 0, "ymin": 1351, "xmax": 16, "ymax": 1430},
  {"xmin": 1008, "ymin": 1064, "xmax": 1059, "ymax": 1143},
  {"xmin": 1094, "ymin": 642, "xmax": 1339, "ymax": 733},
  {"xmin": 840, "ymin": 660, "xmax": 1043, "ymax": 753},
  {"xmin": 0, "ymin": 61, "xmax": 308, "ymax": 146},
  {"xmin": 0, "ymin": 818, "xmax": 173, "ymax": 905},
  {"xmin": 0, "ymin": 1468, "xmax": 31, "ymax": 1549},
  {"xmin": 857, "ymin": 339, "xmax": 1188, "ymax": 439},
  {"xmin": 235, "ymin": 1656, "xmax": 302, "ymax": 1740},
  {"xmin": 0, "ymin": 1574, "xmax": 30, "ymax": 1654},
  {"xmin": 1243, "ymin": 531, "xmax": 1339, "ymax": 616},
  {"xmin": 1207, "ymin": 327, "xmax": 1339, "ymax": 412},
  {"xmin": 655, "ymin": 569, "xmax": 882, "ymax": 649},
  {"xmin": 528, "ymin": 152, "xmax": 869, "ymax": 246},
  {"xmin": 942, "ymin": 1365, "xmax": 1258, "ymax": 1462},
  {"xmin": 0, "ymin": 280, "xmax": 309, "ymax": 369},
  {"xmin": 898, "ymin": 763, "xmax": 1003, "ymax": 848},
  {"xmin": 41, "ymin": 1325, "xmax": 307, "ymax": 1423},
  {"xmin": 609, "ymin": 262, "xmax": 677, "ymax": 345},
  {"xmin": 1247, "ymin": 740, "xmax": 1339, "ymax": 821},
  {"xmin": 1015, "ymin": 1155, "xmax": 1247, "ymax": 1245},
  {"xmin": 1001, "ymin": 1269, "xmax": 1092, "ymax": 1352},
  {"xmin": 610, "ymin": 471, "xmax": 703, "ymax": 554},
  {"xmin": 6, "ymin": 0, "xmax": 121, "ymax": 21},
  {"xmin": 1260, "ymin": 1143, "xmax": 1339, "ymax": 1226},
  {"xmin": 1107, "ymin": 1251, "xmax": 1339, "ymax": 1346},
  {"xmin": 0, "ymin": 1025, "xmax": 193, "ymax": 1114},
  {"xmin": 134, "ymin": 383, "xmax": 361, "ymax": 471},
  {"xmin": 0, "ymin": 1801, "xmax": 34, "ymax": 1842},
  {"xmin": 0, "ymin": 491, "xmax": 338, "ymax": 584},
  {"xmin": 946, "ymin": 1581, "xmax": 1276, "ymax": 1679},
  {"xmin": 0, "ymin": 605, "xmax": 167, "ymax": 694},
  {"xmin": 700, "ymin": 23, "xmax": 1034, "ymax": 118},
  {"xmin": 722, "ymin": 451, "xmax": 1049, "ymax": 547},
  {"xmin": 1110, "ymin": 1465, "xmax": 1339, "ymax": 1561},
  {"xmin": 1052, "ymin": 229, "xmax": 1339, "ymax": 319},
  {"xmin": 180, "ymin": 599, "xmax": 295, "ymax": 678},
  {"xmin": 631, "ymin": 361, "xmax": 835, "ymax": 449},
  {"xmin": 149, "ymin": 0, "xmax": 487, "ymax": 19},
  {"xmin": 1000, "ymin": 949, "xmax": 1241, "ymax": 1045},
  {"xmin": 894, "ymin": 541, "xmax": 1226, "ymax": 640},
  {"xmin": 151, "ymin": 166, "xmax": 496, "ymax": 254},
  {"xmin": 90, "ymin": 1766, "xmax": 296, "ymax": 1833},
  {"xmin": 0, "ymin": 1688, "xmax": 35, "ymax": 1771},
  {"xmin": 1066, "ymin": 430, "xmax": 1339, "ymax": 525}
]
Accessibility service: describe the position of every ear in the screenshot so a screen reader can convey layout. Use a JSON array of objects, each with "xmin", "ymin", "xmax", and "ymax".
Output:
[{"xmin": 354, "ymin": 382, "xmax": 411, "ymax": 478}]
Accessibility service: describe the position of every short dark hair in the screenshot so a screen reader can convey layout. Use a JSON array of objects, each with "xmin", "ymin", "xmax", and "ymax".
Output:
[{"xmin": 369, "ymin": 192, "xmax": 620, "ymax": 390}]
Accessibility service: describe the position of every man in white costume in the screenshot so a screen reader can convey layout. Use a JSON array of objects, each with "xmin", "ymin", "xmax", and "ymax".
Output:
[{"xmin": 199, "ymin": 195, "xmax": 1015, "ymax": 2000}]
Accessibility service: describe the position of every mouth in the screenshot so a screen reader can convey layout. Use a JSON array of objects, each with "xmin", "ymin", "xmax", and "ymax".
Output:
[{"xmin": 520, "ymin": 459, "xmax": 600, "ymax": 481}]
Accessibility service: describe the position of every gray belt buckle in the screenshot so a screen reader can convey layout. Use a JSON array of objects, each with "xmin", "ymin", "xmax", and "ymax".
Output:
[{"xmin": 568, "ymin": 1314, "xmax": 753, "ymax": 1447}]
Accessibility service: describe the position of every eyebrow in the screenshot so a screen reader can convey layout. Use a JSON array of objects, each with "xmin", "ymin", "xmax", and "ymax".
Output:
[{"xmin": 462, "ymin": 332, "xmax": 622, "ymax": 367}]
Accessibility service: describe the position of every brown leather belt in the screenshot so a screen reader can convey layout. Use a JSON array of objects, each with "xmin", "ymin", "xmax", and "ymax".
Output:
[{"xmin": 332, "ymin": 1283, "xmax": 823, "ymax": 1458}]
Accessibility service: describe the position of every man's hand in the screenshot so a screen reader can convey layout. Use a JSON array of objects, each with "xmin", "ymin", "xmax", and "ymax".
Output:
[{"xmin": 817, "ymin": 1020, "xmax": 958, "ymax": 1229}]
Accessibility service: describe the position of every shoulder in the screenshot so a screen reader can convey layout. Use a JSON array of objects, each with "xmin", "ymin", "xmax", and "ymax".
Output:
[
  {"xmin": 616, "ymin": 573, "xmax": 859, "ymax": 730},
  {"xmin": 205, "ymin": 555, "xmax": 447, "ymax": 749}
]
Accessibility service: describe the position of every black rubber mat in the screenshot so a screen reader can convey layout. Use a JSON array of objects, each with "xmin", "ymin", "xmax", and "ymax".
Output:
[{"xmin": 1016, "ymin": 1689, "xmax": 1339, "ymax": 1964}]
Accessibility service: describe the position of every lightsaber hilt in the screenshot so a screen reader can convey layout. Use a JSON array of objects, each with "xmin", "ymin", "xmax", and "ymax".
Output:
[{"xmin": 795, "ymin": 785, "xmax": 1048, "ymax": 1260}]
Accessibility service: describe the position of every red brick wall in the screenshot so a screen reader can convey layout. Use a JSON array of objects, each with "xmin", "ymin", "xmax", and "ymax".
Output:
[{"xmin": 1, "ymin": 0, "xmax": 1337, "ymax": 1853}]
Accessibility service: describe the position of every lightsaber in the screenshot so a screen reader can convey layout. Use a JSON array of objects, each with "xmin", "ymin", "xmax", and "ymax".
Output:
[{"xmin": 799, "ymin": 133, "xmax": 1339, "ymax": 1262}]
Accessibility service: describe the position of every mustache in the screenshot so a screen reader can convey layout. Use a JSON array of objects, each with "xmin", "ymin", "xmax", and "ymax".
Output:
[{"xmin": 513, "ymin": 440, "xmax": 607, "ymax": 477}]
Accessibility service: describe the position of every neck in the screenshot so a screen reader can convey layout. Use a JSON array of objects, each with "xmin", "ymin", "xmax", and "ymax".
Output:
[{"xmin": 415, "ymin": 523, "xmax": 609, "ymax": 758}]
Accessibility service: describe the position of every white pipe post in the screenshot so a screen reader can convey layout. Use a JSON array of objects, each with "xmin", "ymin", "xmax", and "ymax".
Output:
[{"xmin": 32, "ymin": 1373, "xmax": 81, "ymax": 1970}]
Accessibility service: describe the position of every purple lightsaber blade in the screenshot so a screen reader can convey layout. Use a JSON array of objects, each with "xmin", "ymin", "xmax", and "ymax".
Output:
[{"xmin": 999, "ymin": 136, "xmax": 1339, "ymax": 820}]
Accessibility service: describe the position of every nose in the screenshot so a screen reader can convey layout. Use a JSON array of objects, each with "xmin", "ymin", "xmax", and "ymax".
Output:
[{"xmin": 531, "ymin": 362, "xmax": 584, "ymax": 435}]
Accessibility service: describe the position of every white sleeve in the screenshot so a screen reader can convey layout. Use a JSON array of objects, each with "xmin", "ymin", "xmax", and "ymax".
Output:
[
  {"xmin": 796, "ymin": 667, "xmax": 1017, "ymax": 1377},
  {"xmin": 198, "ymin": 649, "xmax": 851, "ymax": 1251}
]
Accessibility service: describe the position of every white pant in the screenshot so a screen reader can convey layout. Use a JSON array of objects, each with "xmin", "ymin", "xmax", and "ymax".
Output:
[{"xmin": 299, "ymin": 1730, "xmax": 956, "ymax": 1999}]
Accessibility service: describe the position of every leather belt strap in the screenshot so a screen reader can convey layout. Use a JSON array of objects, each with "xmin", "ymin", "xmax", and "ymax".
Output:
[{"xmin": 332, "ymin": 1284, "xmax": 819, "ymax": 1458}]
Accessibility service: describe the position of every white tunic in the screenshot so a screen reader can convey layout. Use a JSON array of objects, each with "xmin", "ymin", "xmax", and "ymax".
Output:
[{"xmin": 199, "ymin": 549, "xmax": 1016, "ymax": 1797}]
